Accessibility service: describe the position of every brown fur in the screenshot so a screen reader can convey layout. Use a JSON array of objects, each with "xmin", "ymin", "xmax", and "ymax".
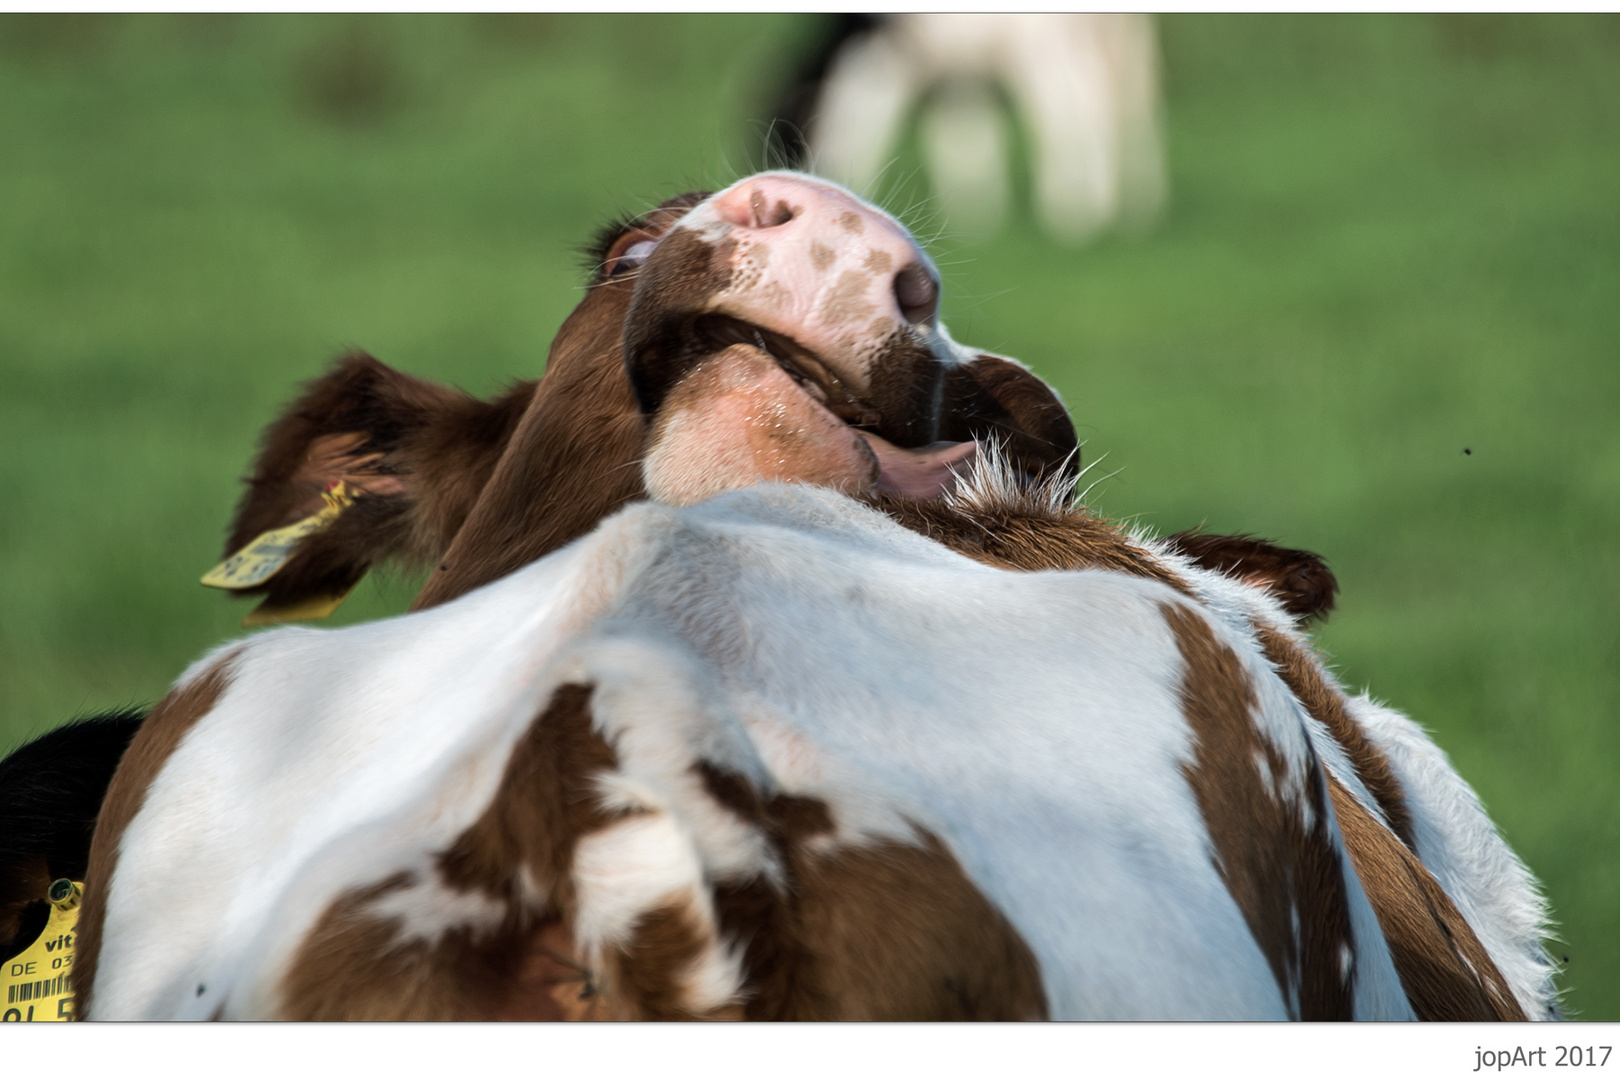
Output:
[
  {"xmin": 621, "ymin": 225, "xmax": 740, "ymax": 414},
  {"xmin": 885, "ymin": 494, "xmax": 1342, "ymax": 622},
  {"xmin": 434, "ymin": 683, "xmax": 621, "ymax": 913},
  {"xmin": 491, "ymin": 918, "xmax": 616, "ymax": 1021},
  {"xmin": 1163, "ymin": 602, "xmax": 1355, "ymax": 1020},
  {"xmin": 939, "ymin": 354, "xmax": 1080, "ymax": 483},
  {"xmin": 1254, "ymin": 624, "xmax": 1418, "ymax": 852},
  {"xmin": 597, "ymin": 899, "xmax": 744, "ymax": 1021},
  {"xmin": 74, "ymin": 656, "xmax": 236, "ymax": 1017},
  {"xmin": 222, "ymin": 353, "xmax": 533, "ymax": 611},
  {"xmin": 880, "ymin": 494, "xmax": 1191, "ymax": 590},
  {"xmin": 279, "ymin": 683, "xmax": 623, "ymax": 1020},
  {"xmin": 1166, "ymin": 608, "xmax": 1354, "ymax": 1023},
  {"xmin": 1167, "ymin": 530, "xmax": 1339, "ymax": 621},
  {"xmin": 1327, "ymin": 775, "xmax": 1525, "ymax": 1020},
  {"xmin": 280, "ymin": 682, "xmax": 748, "ymax": 1021},
  {"xmin": 782, "ymin": 834, "xmax": 1049, "ymax": 1020},
  {"xmin": 696, "ymin": 762, "xmax": 1048, "ymax": 1021},
  {"xmin": 278, "ymin": 871, "xmax": 576, "ymax": 1021},
  {"xmin": 410, "ymin": 284, "xmax": 649, "ymax": 610}
]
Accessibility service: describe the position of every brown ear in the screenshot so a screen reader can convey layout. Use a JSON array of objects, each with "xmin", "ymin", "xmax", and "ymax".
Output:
[
  {"xmin": 1166, "ymin": 531, "xmax": 1340, "ymax": 621},
  {"xmin": 222, "ymin": 352, "xmax": 535, "ymax": 612},
  {"xmin": 938, "ymin": 354, "xmax": 1080, "ymax": 481}
]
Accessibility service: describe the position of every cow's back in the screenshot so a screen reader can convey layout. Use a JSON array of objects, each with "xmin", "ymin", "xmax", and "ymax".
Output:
[{"xmin": 88, "ymin": 486, "xmax": 1415, "ymax": 1019}]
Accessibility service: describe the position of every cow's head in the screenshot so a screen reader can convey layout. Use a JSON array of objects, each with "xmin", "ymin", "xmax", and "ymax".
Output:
[{"xmin": 219, "ymin": 172, "xmax": 1080, "ymax": 615}]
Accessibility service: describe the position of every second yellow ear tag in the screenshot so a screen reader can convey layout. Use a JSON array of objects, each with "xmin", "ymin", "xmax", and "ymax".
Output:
[
  {"xmin": 201, "ymin": 481, "xmax": 355, "ymax": 591},
  {"xmin": 1, "ymin": 879, "xmax": 82, "ymax": 1022}
]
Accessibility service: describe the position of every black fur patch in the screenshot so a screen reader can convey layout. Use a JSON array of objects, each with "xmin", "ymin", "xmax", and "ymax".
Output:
[{"xmin": 0, "ymin": 709, "xmax": 145, "ymax": 962}]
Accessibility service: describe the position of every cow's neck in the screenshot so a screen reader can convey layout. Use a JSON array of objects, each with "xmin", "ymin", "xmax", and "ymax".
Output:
[{"xmin": 413, "ymin": 285, "xmax": 647, "ymax": 611}]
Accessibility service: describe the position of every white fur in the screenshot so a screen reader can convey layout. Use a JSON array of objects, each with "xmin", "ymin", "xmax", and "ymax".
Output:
[
  {"xmin": 94, "ymin": 481, "xmax": 1540, "ymax": 1021},
  {"xmin": 1344, "ymin": 694, "xmax": 1561, "ymax": 1019},
  {"xmin": 570, "ymin": 814, "xmax": 746, "ymax": 1015}
]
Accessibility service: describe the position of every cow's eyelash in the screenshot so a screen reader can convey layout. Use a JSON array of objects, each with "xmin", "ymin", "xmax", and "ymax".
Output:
[{"xmin": 580, "ymin": 215, "xmax": 643, "ymax": 280}]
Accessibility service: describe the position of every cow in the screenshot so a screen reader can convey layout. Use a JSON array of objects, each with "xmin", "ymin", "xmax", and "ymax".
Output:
[
  {"xmin": 64, "ymin": 173, "xmax": 1557, "ymax": 1020},
  {"xmin": 0, "ymin": 170, "xmax": 1315, "ymax": 971},
  {"xmin": 766, "ymin": 14, "xmax": 1168, "ymax": 241}
]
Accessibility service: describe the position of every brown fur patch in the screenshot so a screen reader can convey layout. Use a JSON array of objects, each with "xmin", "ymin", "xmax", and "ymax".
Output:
[
  {"xmin": 411, "ymin": 281, "xmax": 648, "ymax": 610},
  {"xmin": 436, "ymin": 683, "xmax": 620, "ymax": 911},
  {"xmin": 1163, "ymin": 602, "xmax": 1355, "ymax": 1020},
  {"xmin": 1254, "ymin": 624, "xmax": 1417, "ymax": 852},
  {"xmin": 816, "ymin": 268, "xmax": 879, "ymax": 329},
  {"xmin": 415, "ymin": 196, "xmax": 714, "ymax": 608},
  {"xmin": 598, "ymin": 899, "xmax": 744, "ymax": 1021},
  {"xmin": 784, "ymin": 834, "xmax": 1049, "ymax": 1020},
  {"xmin": 279, "ymin": 872, "xmax": 563, "ymax": 1021},
  {"xmin": 621, "ymin": 226, "xmax": 739, "ymax": 415},
  {"xmin": 860, "ymin": 331, "xmax": 946, "ymax": 449},
  {"xmin": 1168, "ymin": 531, "xmax": 1339, "ymax": 621},
  {"xmin": 281, "ymin": 682, "xmax": 743, "ymax": 1020},
  {"xmin": 74, "ymin": 656, "xmax": 236, "ymax": 1017},
  {"xmin": 881, "ymin": 497, "xmax": 1191, "ymax": 591},
  {"xmin": 491, "ymin": 917, "xmax": 617, "ymax": 1021},
  {"xmin": 279, "ymin": 683, "xmax": 623, "ymax": 1020},
  {"xmin": 696, "ymin": 762, "xmax": 1047, "ymax": 1021},
  {"xmin": 939, "ymin": 354, "xmax": 1080, "ymax": 482},
  {"xmin": 1327, "ymin": 775, "xmax": 1525, "ymax": 1021}
]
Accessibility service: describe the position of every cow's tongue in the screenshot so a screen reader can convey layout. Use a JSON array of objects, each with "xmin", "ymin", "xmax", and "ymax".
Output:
[{"xmin": 861, "ymin": 433, "xmax": 978, "ymax": 500}]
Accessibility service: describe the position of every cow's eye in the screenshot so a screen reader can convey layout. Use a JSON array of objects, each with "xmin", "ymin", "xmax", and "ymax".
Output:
[{"xmin": 606, "ymin": 237, "xmax": 657, "ymax": 278}]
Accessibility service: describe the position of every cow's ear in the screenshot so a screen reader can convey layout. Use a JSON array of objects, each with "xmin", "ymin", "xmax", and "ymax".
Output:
[
  {"xmin": 216, "ymin": 352, "xmax": 534, "ymax": 619},
  {"xmin": 1166, "ymin": 531, "xmax": 1340, "ymax": 622},
  {"xmin": 939, "ymin": 354, "xmax": 1080, "ymax": 482}
]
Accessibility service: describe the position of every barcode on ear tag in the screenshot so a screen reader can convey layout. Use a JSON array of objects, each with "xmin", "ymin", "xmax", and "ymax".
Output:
[
  {"xmin": 1, "ymin": 880, "xmax": 82, "ymax": 1022},
  {"xmin": 201, "ymin": 482, "xmax": 355, "ymax": 591}
]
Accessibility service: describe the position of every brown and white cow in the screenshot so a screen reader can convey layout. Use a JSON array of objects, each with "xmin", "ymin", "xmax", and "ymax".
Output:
[{"xmin": 72, "ymin": 173, "xmax": 1557, "ymax": 1020}]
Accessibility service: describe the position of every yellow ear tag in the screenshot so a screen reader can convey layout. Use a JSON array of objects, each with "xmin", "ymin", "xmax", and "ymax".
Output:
[
  {"xmin": 241, "ymin": 585, "xmax": 356, "ymax": 627},
  {"xmin": 1, "ymin": 879, "xmax": 82, "ymax": 1022},
  {"xmin": 201, "ymin": 481, "xmax": 356, "ymax": 591}
]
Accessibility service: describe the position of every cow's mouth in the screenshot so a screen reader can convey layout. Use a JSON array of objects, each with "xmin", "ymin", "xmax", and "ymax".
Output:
[
  {"xmin": 691, "ymin": 315, "xmax": 884, "ymax": 431},
  {"xmin": 649, "ymin": 315, "xmax": 977, "ymax": 504}
]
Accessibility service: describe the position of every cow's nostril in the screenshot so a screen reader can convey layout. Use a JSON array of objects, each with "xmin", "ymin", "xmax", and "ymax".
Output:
[
  {"xmin": 749, "ymin": 188, "xmax": 796, "ymax": 229},
  {"xmin": 894, "ymin": 264, "xmax": 940, "ymax": 326}
]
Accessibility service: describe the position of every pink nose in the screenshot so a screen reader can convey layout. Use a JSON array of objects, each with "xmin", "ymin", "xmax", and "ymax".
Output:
[{"xmin": 708, "ymin": 173, "xmax": 941, "ymax": 327}]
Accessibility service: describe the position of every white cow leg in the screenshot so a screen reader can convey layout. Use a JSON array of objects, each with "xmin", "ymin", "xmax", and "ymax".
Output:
[
  {"xmin": 1005, "ymin": 15, "xmax": 1120, "ymax": 243},
  {"xmin": 918, "ymin": 80, "xmax": 1010, "ymax": 239},
  {"xmin": 1101, "ymin": 14, "xmax": 1169, "ymax": 230},
  {"xmin": 806, "ymin": 31, "xmax": 917, "ymax": 199}
]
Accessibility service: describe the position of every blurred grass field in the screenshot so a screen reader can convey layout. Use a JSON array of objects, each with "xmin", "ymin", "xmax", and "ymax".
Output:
[{"xmin": 1, "ymin": 14, "xmax": 1615, "ymax": 1018}]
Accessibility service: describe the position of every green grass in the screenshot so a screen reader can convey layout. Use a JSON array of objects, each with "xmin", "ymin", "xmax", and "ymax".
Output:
[{"xmin": 2, "ymin": 14, "xmax": 1615, "ymax": 1018}]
